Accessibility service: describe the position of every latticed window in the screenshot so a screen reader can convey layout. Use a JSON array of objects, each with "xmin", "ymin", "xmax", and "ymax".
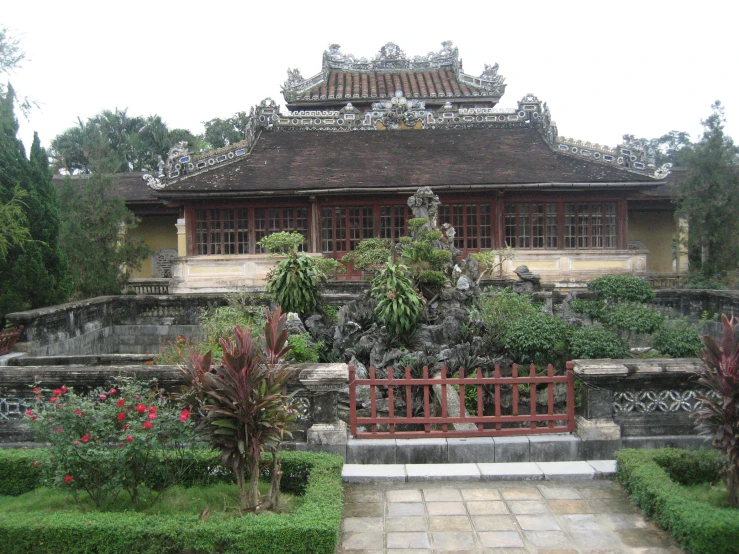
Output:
[
  {"xmin": 380, "ymin": 205, "xmax": 408, "ymax": 240},
  {"xmin": 504, "ymin": 203, "xmax": 558, "ymax": 249},
  {"xmin": 321, "ymin": 206, "xmax": 374, "ymax": 253},
  {"xmin": 195, "ymin": 209, "xmax": 250, "ymax": 255},
  {"xmin": 194, "ymin": 207, "xmax": 305, "ymax": 255},
  {"xmin": 439, "ymin": 203, "xmax": 493, "ymax": 251},
  {"xmin": 254, "ymin": 207, "xmax": 308, "ymax": 252},
  {"xmin": 564, "ymin": 202, "xmax": 617, "ymax": 249}
]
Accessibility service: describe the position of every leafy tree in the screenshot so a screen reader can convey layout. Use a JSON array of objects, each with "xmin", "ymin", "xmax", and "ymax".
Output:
[
  {"xmin": 203, "ymin": 111, "xmax": 250, "ymax": 148},
  {"xmin": 0, "ymin": 25, "xmax": 33, "ymax": 116},
  {"xmin": 58, "ymin": 173, "xmax": 150, "ymax": 298},
  {"xmin": 648, "ymin": 130, "xmax": 693, "ymax": 168},
  {"xmin": 676, "ymin": 101, "xmax": 739, "ymax": 277}
]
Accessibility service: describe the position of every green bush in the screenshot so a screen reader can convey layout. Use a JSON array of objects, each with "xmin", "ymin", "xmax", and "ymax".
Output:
[
  {"xmin": 652, "ymin": 320, "xmax": 703, "ymax": 358},
  {"xmin": 477, "ymin": 289, "xmax": 540, "ymax": 349},
  {"xmin": 341, "ymin": 238, "xmax": 392, "ymax": 270},
  {"xmin": 0, "ymin": 450, "xmax": 343, "ymax": 554},
  {"xmin": 287, "ymin": 332, "xmax": 323, "ymax": 363},
  {"xmin": 0, "ymin": 449, "xmax": 43, "ymax": 496},
  {"xmin": 616, "ymin": 448, "xmax": 738, "ymax": 554},
  {"xmin": 370, "ymin": 262, "xmax": 424, "ymax": 343},
  {"xmin": 569, "ymin": 299, "xmax": 606, "ymax": 320},
  {"xmin": 199, "ymin": 305, "xmax": 264, "ymax": 357},
  {"xmin": 503, "ymin": 312, "xmax": 569, "ymax": 365},
  {"xmin": 588, "ymin": 274, "xmax": 655, "ymax": 303},
  {"xmin": 600, "ymin": 302, "xmax": 664, "ymax": 335},
  {"xmin": 569, "ymin": 327, "xmax": 628, "ymax": 359}
]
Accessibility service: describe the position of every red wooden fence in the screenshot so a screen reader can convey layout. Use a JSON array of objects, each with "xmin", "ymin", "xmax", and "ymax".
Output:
[
  {"xmin": 349, "ymin": 362, "xmax": 575, "ymax": 439},
  {"xmin": 0, "ymin": 325, "xmax": 23, "ymax": 356}
]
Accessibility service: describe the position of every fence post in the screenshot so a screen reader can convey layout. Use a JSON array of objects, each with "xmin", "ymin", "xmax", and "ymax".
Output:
[
  {"xmin": 566, "ymin": 361, "xmax": 575, "ymax": 432},
  {"xmin": 349, "ymin": 365, "xmax": 356, "ymax": 438},
  {"xmin": 299, "ymin": 363, "xmax": 348, "ymax": 447}
]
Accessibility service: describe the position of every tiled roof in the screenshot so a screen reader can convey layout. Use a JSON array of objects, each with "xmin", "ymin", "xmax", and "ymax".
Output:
[
  {"xmin": 158, "ymin": 127, "xmax": 660, "ymax": 197},
  {"xmin": 297, "ymin": 69, "xmax": 485, "ymax": 102}
]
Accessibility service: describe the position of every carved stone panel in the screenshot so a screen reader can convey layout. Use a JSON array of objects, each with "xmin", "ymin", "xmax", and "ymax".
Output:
[{"xmin": 152, "ymin": 249, "xmax": 178, "ymax": 279}]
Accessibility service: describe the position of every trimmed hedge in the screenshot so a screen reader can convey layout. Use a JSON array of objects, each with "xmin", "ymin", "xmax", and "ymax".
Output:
[
  {"xmin": 0, "ymin": 449, "xmax": 343, "ymax": 554},
  {"xmin": 616, "ymin": 448, "xmax": 738, "ymax": 554}
]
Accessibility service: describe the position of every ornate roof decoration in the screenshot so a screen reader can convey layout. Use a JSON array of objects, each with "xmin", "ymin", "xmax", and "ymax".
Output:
[{"xmin": 281, "ymin": 41, "xmax": 506, "ymax": 103}]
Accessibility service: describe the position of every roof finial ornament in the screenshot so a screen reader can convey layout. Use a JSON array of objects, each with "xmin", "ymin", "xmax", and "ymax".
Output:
[{"xmin": 284, "ymin": 68, "xmax": 303, "ymax": 89}]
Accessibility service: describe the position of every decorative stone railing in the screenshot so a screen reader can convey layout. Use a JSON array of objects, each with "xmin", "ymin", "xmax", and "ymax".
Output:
[
  {"xmin": 573, "ymin": 358, "xmax": 705, "ymax": 444},
  {"xmin": 124, "ymin": 279, "xmax": 170, "ymax": 295}
]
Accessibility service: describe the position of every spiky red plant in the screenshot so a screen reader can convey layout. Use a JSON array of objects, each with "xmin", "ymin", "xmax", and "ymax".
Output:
[{"xmin": 694, "ymin": 314, "xmax": 739, "ymax": 507}]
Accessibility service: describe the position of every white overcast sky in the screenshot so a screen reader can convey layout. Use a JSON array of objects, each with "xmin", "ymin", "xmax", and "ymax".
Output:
[{"xmin": 3, "ymin": 0, "xmax": 738, "ymax": 157}]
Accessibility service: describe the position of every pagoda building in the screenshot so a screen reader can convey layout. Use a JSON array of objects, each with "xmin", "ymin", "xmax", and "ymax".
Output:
[{"xmin": 132, "ymin": 42, "xmax": 682, "ymax": 293}]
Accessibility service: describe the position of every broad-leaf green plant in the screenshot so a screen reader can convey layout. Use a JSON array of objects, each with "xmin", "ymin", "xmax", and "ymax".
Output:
[
  {"xmin": 179, "ymin": 307, "xmax": 297, "ymax": 512},
  {"xmin": 370, "ymin": 261, "xmax": 425, "ymax": 344}
]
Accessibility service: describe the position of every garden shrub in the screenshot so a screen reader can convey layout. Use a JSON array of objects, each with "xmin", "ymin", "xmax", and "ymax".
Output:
[
  {"xmin": 370, "ymin": 262, "xmax": 424, "ymax": 343},
  {"xmin": 0, "ymin": 450, "xmax": 344, "ymax": 554},
  {"xmin": 652, "ymin": 320, "xmax": 703, "ymax": 358},
  {"xmin": 503, "ymin": 312, "xmax": 569, "ymax": 365},
  {"xmin": 588, "ymin": 274, "xmax": 655, "ymax": 303},
  {"xmin": 341, "ymin": 238, "xmax": 392, "ymax": 271},
  {"xmin": 476, "ymin": 288, "xmax": 540, "ymax": 350},
  {"xmin": 569, "ymin": 299, "xmax": 606, "ymax": 320},
  {"xmin": 569, "ymin": 327, "xmax": 628, "ymax": 359},
  {"xmin": 600, "ymin": 302, "xmax": 664, "ymax": 335},
  {"xmin": 616, "ymin": 448, "xmax": 738, "ymax": 554},
  {"xmin": 26, "ymin": 378, "xmax": 195, "ymax": 507},
  {"xmin": 287, "ymin": 332, "xmax": 323, "ymax": 363}
]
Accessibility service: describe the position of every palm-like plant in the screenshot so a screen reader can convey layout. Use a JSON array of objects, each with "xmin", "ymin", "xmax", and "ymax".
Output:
[
  {"xmin": 694, "ymin": 314, "xmax": 739, "ymax": 507},
  {"xmin": 180, "ymin": 307, "xmax": 296, "ymax": 511}
]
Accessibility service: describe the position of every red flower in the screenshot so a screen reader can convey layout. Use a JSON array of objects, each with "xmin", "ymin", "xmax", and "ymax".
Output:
[
  {"xmin": 32, "ymin": 387, "xmax": 40, "ymax": 393},
  {"xmin": 56, "ymin": 427, "xmax": 63, "ymax": 433},
  {"xmin": 126, "ymin": 435, "xmax": 133, "ymax": 443},
  {"xmin": 64, "ymin": 475, "xmax": 73, "ymax": 484},
  {"xmin": 148, "ymin": 412, "xmax": 157, "ymax": 420},
  {"xmin": 142, "ymin": 421, "xmax": 153, "ymax": 430},
  {"xmin": 49, "ymin": 397, "xmax": 58, "ymax": 403},
  {"xmin": 60, "ymin": 386, "xmax": 68, "ymax": 394},
  {"xmin": 135, "ymin": 404, "xmax": 146, "ymax": 413},
  {"xmin": 53, "ymin": 388, "xmax": 63, "ymax": 396},
  {"xmin": 99, "ymin": 394, "xmax": 107, "ymax": 400},
  {"xmin": 74, "ymin": 408, "xmax": 82, "ymax": 415},
  {"xmin": 116, "ymin": 399, "xmax": 125, "ymax": 407},
  {"xmin": 109, "ymin": 388, "xmax": 117, "ymax": 395},
  {"xmin": 31, "ymin": 414, "xmax": 38, "ymax": 420},
  {"xmin": 73, "ymin": 440, "xmax": 80, "ymax": 446},
  {"xmin": 148, "ymin": 405, "xmax": 157, "ymax": 413},
  {"xmin": 179, "ymin": 409, "xmax": 190, "ymax": 422},
  {"xmin": 33, "ymin": 461, "xmax": 39, "ymax": 467},
  {"xmin": 117, "ymin": 412, "xmax": 126, "ymax": 421},
  {"xmin": 80, "ymin": 434, "xmax": 90, "ymax": 443},
  {"xmin": 25, "ymin": 409, "xmax": 33, "ymax": 417},
  {"xmin": 122, "ymin": 424, "xmax": 131, "ymax": 430}
]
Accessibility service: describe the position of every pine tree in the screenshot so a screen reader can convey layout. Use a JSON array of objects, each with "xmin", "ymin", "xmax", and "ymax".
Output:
[
  {"xmin": 0, "ymin": 91, "xmax": 71, "ymax": 316},
  {"xmin": 677, "ymin": 101, "xmax": 739, "ymax": 277}
]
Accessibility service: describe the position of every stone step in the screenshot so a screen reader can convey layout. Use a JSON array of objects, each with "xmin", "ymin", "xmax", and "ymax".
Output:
[{"xmin": 342, "ymin": 460, "xmax": 617, "ymax": 483}]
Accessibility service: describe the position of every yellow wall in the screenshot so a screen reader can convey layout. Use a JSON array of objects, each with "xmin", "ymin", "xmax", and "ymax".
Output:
[
  {"xmin": 131, "ymin": 215, "xmax": 179, "ymax": 278},
  {"xmin": 628, "ymin": 211, "xmax": 676, "ymax": 273}
]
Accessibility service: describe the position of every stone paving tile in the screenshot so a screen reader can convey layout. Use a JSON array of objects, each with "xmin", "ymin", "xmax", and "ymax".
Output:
[
  {"xmin": 547, "ymin": 499, "xmax": 595, "ymax": 514},
  {"xmin": 461, "ymin": 488, "xmax": 502, "ymax": 501},
  {"xmin": 386, "ymin": 516, "xmax": 429, "ymax": 532},
  {"xmin": 590, "ymin": 498, "xmax": 642, "ymax": 514},
  {"xmin": 559, "ymin": 513, "xmax": 601, "ymax": 531},
  {"xmin": 500, "ymin": 487, "xmax": 543, "ymax": 500},
  {"xmin": 386, "ymin": 550, "xmax": 431, "ymax": 554},
  {"xmin": 522, "ymin": 530, "xmax": 572, "ymax": 548},
  {"xmin": 342, "ymin": 517, "xmax": 384, "ymax": 532},
  {"xmin": 345, "ymin": 489, "xmax": 384, "ymax": 503},
  {"xmin": 386, "ymin": 489, "xmax": 423, "ymax": 502},
  {"xmin": 615, "ymin": 528, "xmax": 678, "ymax": 548},
  {"xmin": 342, "ymin": 531, "xmax": 384, "ymax": 550},
  {"xmin": 507, "ymin": 500, "xmax": 551, "ymax": 515},
  {"xmin": 539, "ymin": 486, "xmax": 581, "ymax": 499},
  {"xmin": 467, "ymin": 500, "xmax": 510, "ymax": 515},
  {"xmin": 344, "ymin": 502, "xmax": 384, "ymax": 517},
  {"xmin": 386, "ymin": 532, "xmax": 431, "ymax": 549},
  {"xmin": 570, "ymin": 529, "xmax": 622, "ymax": 548},
  {"xmin": 431, "ymin": 531, "xmax": 478, "ymax": 551},
  {"xmin": 515, "ymin": 515, "xmax": 561, "ymax": 531},
  {"xmin": 427, "ymin": 500, "xmax": 467, "ymax": 515},
  {"xmin": 576, "ymin": 484, "xmax": 624, "ymax": 499},
  {"xmin": 472, "ymin": 515, "xmax": 517, "ymax": 531},
  {"xmin": 387, "ymin": 502, "xmax": 425, "ymax": 517},
  {"xmin": 482, "ymin": 549, "xmax": 528, "ymax": 554},
  {"xmin": 598, "ymin": 512, "xmax": 652, "ymax": 530},
  {"xmin": 423, "ymin": 487, "xmax": 464, "ymax": 501},
  {"xmin": 478, "ymin": 531, "xmax": 525, "ymax": 548},
  {"xmin": 429, "ymin": 516, "xmax": 473, "ymax": 531}
]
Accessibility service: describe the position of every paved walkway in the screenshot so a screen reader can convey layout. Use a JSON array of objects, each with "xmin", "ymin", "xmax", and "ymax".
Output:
[{"xmin": 338, "ymin": 479, "xmax": 682, "ymax": 553}]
